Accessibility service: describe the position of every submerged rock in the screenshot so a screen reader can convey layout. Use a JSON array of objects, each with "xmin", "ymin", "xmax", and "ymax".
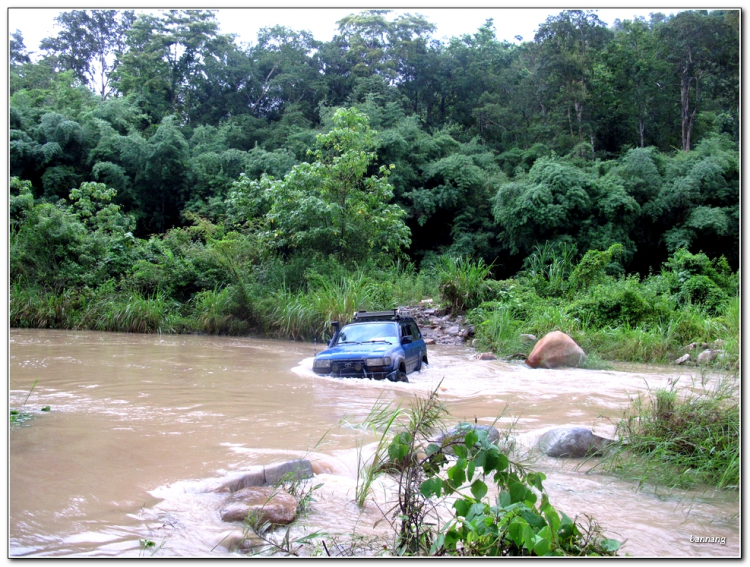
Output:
[
  {"xmin": 537, "ymin": 427, "xmax": 610, "ymax": 458},
  {"xmin": 475, "ymin": 352, "xmax": 497, "ymax": 361},
  {"xmin": 433, "ymin": 423, "xmax": 500, "ymax": 455},
  {"xmin": 213, "ymin": 459, "xmax": 313, "ymax": 493},
  {"xmin": 264, "ymin": 459, "xmax": 314, "ymax": 486},
  {"xmin": 525, "ymin": 331, "xmax": 586, "ymax": 369},
  {"xmin": 219, "ymin": 486, "xmax": 297, "ymax": 524}
]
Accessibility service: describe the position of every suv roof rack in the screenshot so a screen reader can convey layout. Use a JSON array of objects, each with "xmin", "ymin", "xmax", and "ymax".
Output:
[{"xmin": 352, "ymin": 309, "xmax": 410, "ymax": 322}]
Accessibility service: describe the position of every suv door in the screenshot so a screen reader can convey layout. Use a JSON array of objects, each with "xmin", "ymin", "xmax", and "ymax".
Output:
[
  {"xmin": 400, "ymin": 321, "xmax": 419, "ymax": 372},
  {"xmin": 408, "ymin": 321, "xmax": 426, "ymax": 368}
]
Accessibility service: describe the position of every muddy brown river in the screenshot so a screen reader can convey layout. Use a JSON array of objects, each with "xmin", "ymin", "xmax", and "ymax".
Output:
[{"xmin": 9, "ymin": 329, "xmax": 739, "ymax": 557}]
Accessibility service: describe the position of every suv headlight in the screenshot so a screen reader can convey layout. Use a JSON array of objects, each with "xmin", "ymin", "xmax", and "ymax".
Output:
[
  {"xmin": 314, "ymin": 359, "xmax": 332, "ymax": 369},
  {"xmin": 366, "ymin": 357, "xmax": 392, "ymax": 367}
]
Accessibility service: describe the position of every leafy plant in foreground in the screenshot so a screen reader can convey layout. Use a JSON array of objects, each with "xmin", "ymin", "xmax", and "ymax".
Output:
[{"xmin": 378, "ymin": 387, "xmax": 620, "ymax": 556}]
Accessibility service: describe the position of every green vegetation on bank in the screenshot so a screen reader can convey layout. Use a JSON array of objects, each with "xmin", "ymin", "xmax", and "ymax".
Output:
[{"xmin": 600, "ymin": 373, "xmax": 739, "ymax": 491}]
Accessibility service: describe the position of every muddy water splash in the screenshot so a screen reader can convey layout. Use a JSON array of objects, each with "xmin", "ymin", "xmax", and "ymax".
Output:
[{"xmin": 9, "ymin": 329, "xmax": 738, "ymax": 557}]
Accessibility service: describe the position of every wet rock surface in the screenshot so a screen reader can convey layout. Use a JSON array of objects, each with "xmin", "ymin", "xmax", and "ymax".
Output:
[
  {"xmin": 537, "ymin": 427, "xmax": 611, "ymax": 458},
  {"xmin": 214, "ymin": 459, "xmax": 313, "ymax": 493},
  {"xmin": 400, "ymin": 306, "xmax": 474, "ymax": 346},
  {"xmin": 526, "ymin": 331, "xmax": 586, "ymax": 369},
  {"xmin": 219, "ymin": 486, "xmax": 297, "ymax": 524}
]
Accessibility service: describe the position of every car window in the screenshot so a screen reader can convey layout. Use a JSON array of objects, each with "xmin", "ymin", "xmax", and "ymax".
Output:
[
  {"xmin": 338, "ymin": 322, "xmax": 398, "ymax": 344},
  {"xmin": 409, "ymin": 322, "xmax": 421, "ymax": 340},
  {"xmin": 400, "ymin": 322, "xmax": 411, "ymax": 339}
]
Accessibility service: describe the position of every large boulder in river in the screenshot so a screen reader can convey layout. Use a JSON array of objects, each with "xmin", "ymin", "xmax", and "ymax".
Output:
[
  {"xmin": 219, "ymin": 486, "xmax": 297, "ymax": 524},
  {"xmin": 537, "ymin": 427, "xmax": 610, "ymax": 458},
  {"xmin": 526, "ymin": 331, "xmax": 586, "ymax": 369}
]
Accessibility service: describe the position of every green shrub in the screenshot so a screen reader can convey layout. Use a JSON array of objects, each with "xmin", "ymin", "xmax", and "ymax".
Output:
[
  {"xmin": 681, "ymin": 275, "xmax": 728, "ymax": 314},
  {"xmin": 566, "ymin": 276, "xmax": 669, "ymax": 328},
  {"xmin": 436, "ymin": 256, "xmax": 493, "ymax": 313}
]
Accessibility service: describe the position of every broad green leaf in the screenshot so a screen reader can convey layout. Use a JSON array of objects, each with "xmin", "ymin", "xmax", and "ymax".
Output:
[
  {"xmin": 533, "ymin": 536, "xmax": 551, "ymax": 556},
  {"xmin": 470, "ymin": 479, "xmax": 488, "ymax": 501},
  {"xmin": 444, "ymin": 528, "xmax": 460, "ymax": 550},
  {"xmin": 600, "ymin": 538, "xmax": 621, "ymax": 553},
  {"xmin": 453, "ymin": 499, "xmax": 469, "ymax": 518},
  {"xmin": 420, "ymin": 477, "xmax": 442, "ymax": 499},
  {"xmin": 509, "ymin": 481, "xmax": 527, "ymax": 504},
  {"xmin": 425, "ymin": 443, "xmax": 440, "ymax": 456},
  {"xmin": 464, "ymin": 430, "xmax": 478, "ymax": 447},
  {"xmin": 448, "ymin": 464, "xmax": 466, "ymax": 487},
  {"xmin": 454, "ymin": 444, "xmax": 468, "ymax": 459},
  {"xmin": 499, "ymin": 490, "xmax": 511, "ymax": 508}
]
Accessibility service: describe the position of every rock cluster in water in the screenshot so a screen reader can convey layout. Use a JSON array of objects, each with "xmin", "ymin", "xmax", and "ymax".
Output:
[
  {"xmin": 672, "ymin": 340, "xmax": 728, "ymax": 366},
  {"xmin": 400, "ymin": 301, "xmax": 475, "ymax": 346},
  {"xmin": 215, "ymin": 459, "xmax": 314, "ymax": 527}
]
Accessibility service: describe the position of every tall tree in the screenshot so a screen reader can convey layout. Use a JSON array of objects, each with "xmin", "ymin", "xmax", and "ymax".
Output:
[
  {"xmin": 656, "ymin": 10, "xmax": 738, "ymax": 151},
  {"xmin": 534, "ymin": 10, "xmax": 612, "ymax": 151},
  {"xmin": 115, "ymin": 10, "xmax": 223, "ymax": 123},
  {"xmin": 40, "ymin": 10, "xmax": 135, "ymax": 100},
  {"xmin": 10, "ymin": 30, "xmax": 31, "ymax": 65}
]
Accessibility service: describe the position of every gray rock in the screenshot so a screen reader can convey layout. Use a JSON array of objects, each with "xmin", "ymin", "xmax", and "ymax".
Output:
[
  {"xmin": 537, "ymin": 427, "xmax": 611, "ymax": 458},
  {"xmin": 711, "ymin": 339, "xmax": 726, "ymax": 349},
  {"xmin": 219, "ymin": 486, "xmax": 297, "ymax": 524},
  {"xmin": 264, "ymin": 459, "xmax": 314, "ymax": 486},
  {"xmin": 424, "ymin": 338, "xmax": 435, "ymax": 345},
  {"xmin": 446, "ymin": 326, "xmax": 461, "ymax": 336},
  {"xmin": 684, "ymin": 342, "xmax": 698, "ymax": 351},
  {"xmin": 520, "ymin": 334, "xmax": 538, "ymax": 344},
  {"xmin": 673, "ymin": 353, "xmax": 690, "ymax": 365},
  {"xmin": 433, "ymin": 423, "xmax": 500, "ymax": 454},
  {"xmin": 697, "ymin": 349, "xmax": 719, "ymax": 364},
  {"xmin": 213, "ymin": 459, "xmax": 313, "ymax": 493}
]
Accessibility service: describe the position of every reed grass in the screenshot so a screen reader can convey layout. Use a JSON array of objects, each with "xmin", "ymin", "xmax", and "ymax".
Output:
[{"xmin": 599, "ymin": 372, "xmax": 739, "ymax": 490}]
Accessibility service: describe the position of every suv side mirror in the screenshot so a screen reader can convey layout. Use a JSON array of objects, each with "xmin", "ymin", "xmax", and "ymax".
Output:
[{"xmin": 401, "ymin": 335, "xmax": 413, "ymax": 345}]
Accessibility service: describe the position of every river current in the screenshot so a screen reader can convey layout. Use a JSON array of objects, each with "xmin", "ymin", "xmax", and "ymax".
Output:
[{"xmin": 8, "ymin": 329, "xmax": 739, "ymax": 557}]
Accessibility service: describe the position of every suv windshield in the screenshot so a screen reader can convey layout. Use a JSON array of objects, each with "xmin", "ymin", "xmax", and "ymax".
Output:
[{"xmin": 337, "ymin": 322, "xmax": 398, "ymax": 344}]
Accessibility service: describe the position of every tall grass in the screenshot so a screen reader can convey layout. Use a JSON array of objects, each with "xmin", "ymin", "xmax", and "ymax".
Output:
[
  {"xmin": 259, "ymin": 271, "xmax": 377, "ymax": 340},
  {"xmin": 435, "ymin": 255, "xmax": 493, "ymax": 313},
  {"xmin": 600, "ymin": 373, "xmax": 739, "ymax": 490},
  {"xmin": 10, "ymin": 284, "xmax": 81, "ymax": 329},
  {"xmin": 475, "ymin": 306, "xmax": 522, "ymax": 355},
  {"xmin": 80, "ymin": 290, "xmax": 178, "ymax": 333}
]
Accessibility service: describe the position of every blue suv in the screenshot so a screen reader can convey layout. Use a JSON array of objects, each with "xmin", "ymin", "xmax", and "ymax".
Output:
[{"xmin": 312, "ymin": 310, "xmax": 428, "ymax": 383}]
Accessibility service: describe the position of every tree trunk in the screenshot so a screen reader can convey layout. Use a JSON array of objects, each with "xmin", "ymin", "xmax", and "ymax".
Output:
[{"xmin": 680, "ymin": 69, "xmax": 697, "ymax": 152}]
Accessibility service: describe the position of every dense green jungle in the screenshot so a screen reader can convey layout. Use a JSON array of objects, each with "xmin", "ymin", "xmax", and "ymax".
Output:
[{"xmin": 10, "ymin": 8, "xmax": 739, "ymax": 367}]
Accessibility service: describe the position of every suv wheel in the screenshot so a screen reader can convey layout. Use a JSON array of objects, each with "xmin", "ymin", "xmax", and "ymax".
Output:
[{"xmin": 398, "ymin": 370, "xmax": 409, "ymax": 383}]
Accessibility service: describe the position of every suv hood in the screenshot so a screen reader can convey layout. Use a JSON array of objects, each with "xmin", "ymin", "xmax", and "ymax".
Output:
[{"xmin": 317, "ymin": 343, "xmax": 394, "ymax": 358}]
